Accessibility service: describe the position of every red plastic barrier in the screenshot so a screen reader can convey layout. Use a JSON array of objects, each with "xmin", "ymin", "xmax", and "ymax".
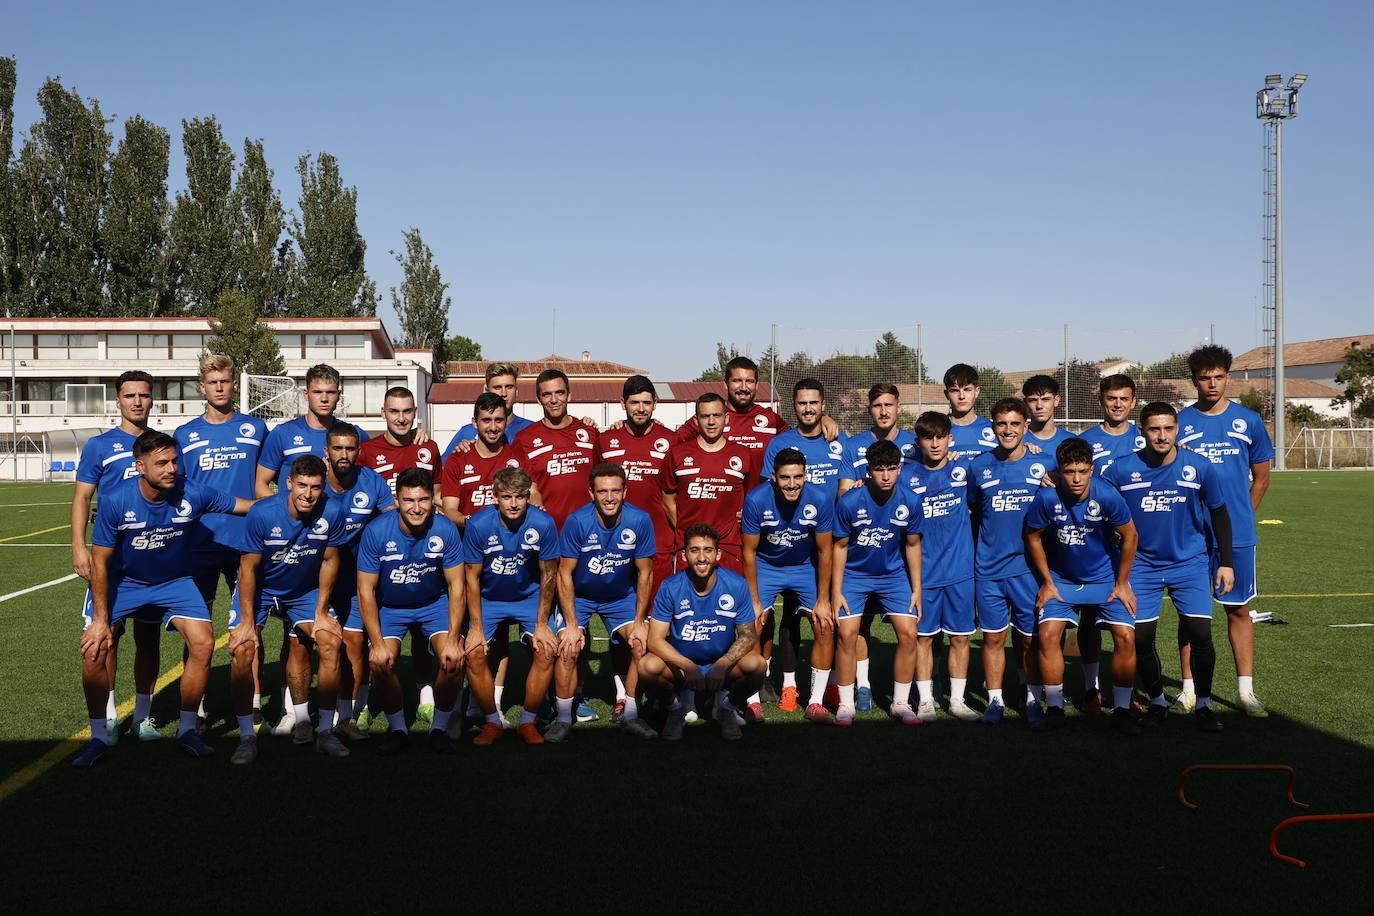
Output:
[
  {"xmin": 1270, "ymin": 813, "xmax": 1374, "ymax": 868},
  {"xmin": 1177, "ymin": 764, "xmax": 1309, "ymax": 812}
]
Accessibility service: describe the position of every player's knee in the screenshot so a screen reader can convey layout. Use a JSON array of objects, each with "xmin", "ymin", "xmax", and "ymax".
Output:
[
  {"xmin": 737, "ymin": 652, "xmax": 766, "ymax": 677},
  {"xmin": 949, "ymin": 634, "xmax": 969, "ymax": 649},
  {"xmin": 637, "ymin": 654, "xmax": 665, "ymax": 680}
]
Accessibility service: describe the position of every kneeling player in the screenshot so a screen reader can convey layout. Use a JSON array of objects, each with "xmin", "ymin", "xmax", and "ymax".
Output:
[
  {"xmin": 463, "ymin": 467, "xmax": 561, "ymax": 745},
  {"xmin": 1104, "ymin": 402, "xmax": 1234, "ymax": 733},
  {"xmin": 357, "ymin": 468, "xmax": 470, "ymax": 754},
  {"xmin": 1024, "ymin": 439, "xmax": 1140, "ymax": 734},
  {"xmin": 741, "ymin": 448, "xmax": 836, "ymax": 724},
  {"xmin": 640, "ymin": 525, "xmax": 767, "ymax": 740},
  {"xmin": 832, "ymin": 440, "xmax": 924, "ymax": 727},
  {"xmin": 75, "ymin": 431, "xmax": 253, "ymax": 767}
]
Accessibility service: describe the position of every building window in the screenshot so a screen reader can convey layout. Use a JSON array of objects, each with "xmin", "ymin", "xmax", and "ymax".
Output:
[
  {"xmin": 341, "ymin": 376, "xmax": 406, "ymax": 415},
  {"xmin": 275, "ymin": 334, "xmax": 304, "ymax": 359},
  {"xmin": 108, "ymin": 334, "xmax": 137, "ymax": 360},
  {"xmin": 0, "ymin": 333, "xmax": 35, "ymax": 361},
  {"xmin": 335, "ymin": 334, "xmax": 366, "ymax": 358},
  {"xmin": 172, "ymin": 334, "xmax": 206, "ymax": 359}
]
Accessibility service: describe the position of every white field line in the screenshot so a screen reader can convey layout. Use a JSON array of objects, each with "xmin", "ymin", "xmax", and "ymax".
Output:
[{"xmin": 0, "ymin": 572, "xmax": 80, "ymax": 603}]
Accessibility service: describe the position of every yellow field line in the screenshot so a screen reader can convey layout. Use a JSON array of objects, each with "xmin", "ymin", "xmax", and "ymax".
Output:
[
  {"xmin": 0, "ymin": 630, "xmax": 231, "ymax": 802},
  {"xmin": 0, "ymin": 523, "xmax": 71, "ymax": 543}
]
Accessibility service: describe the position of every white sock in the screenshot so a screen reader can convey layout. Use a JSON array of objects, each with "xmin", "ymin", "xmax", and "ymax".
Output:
[
  {"xmin": 1083, "ymin": 662, "xmax": 1100, "ymax": 692},
  {"xmin": 292, "ymin": 702, "xmax": 309, "ymax": 726},
  {"xmin": 1113, "ymin": 686, "xmax": 1132, "ymax": 710},
  {"xmin": 252, "ymin": 693, "xmax": 262, "ymax": 710},
  {"xmin": 1045, "ymin": 685, "xmax": 1064, "ymax": 709},
  {"xmin": 808, "ymin": 668, "xmax": 830, "ymax": 706},
  {"xmin": 519, "ymin": 709, "xmax": 537, "ymax": 726},
  {"xmin": 556, "ymin": 697, "xmax": 574, "ymax": 724},
  {"xmin": 237, "ymin": 714, "xmax": 255, "ymax": 736},
  {"xmin": 318, "ymin": 708, "xmax": 335, "ymax": 734},
  {"xmin": 386, "ymin": 710, "xmax": 407, "ymax": 733},
  {"xmin": 672, "ymin": 689, "xmax": 696, "ymax": 711},
  {"xmin": 838, "ymin": 684, "xmax": 855, "ymax": 708},
  {"xmin": 89, "ymin": 718, "xmax": 108, "ymax": 743},
  {"xmin": 915, "ymin": 680, "xmax": 932, "ymax": 705},
  {"xmin": 133, "ymin": 693, "xmax": 152, "ymax": 723},
  {"xmin": 338, "ymin": 699, "xmax": 353, "ymax": 722},
  {"xmin": 613, "ymin": 675, "xmax": 627, "ymax": 701},
  {"xmin": 1238, "ymin": 675, "xmax": 1254, "ymax": 696},
  {"xmin": 950, "ymin": 677, "xmax": 967, "ymax": 703},
  {"xmin": 621, "ymin": 697, "xmax": 638, "ymax": 722},
  {"xmin": 1181, "ymin": 677, "xmax": 1195, "ymax": 696},
  {"xmin": 197, "ymin": 697, "xmax": 207, "ymax": 718},
  {"xmin": 354, "ymin": 685, "xmax": 369, "ymax": 710},
  {"xmin": 1197, "ymin": 696, "xmax": 1212, "ymax": 709},
  {"xmin": 494, "ymin": 685, "xmax": 505, "ymax": 709},
  {"xmin": 177, "ymin": 710, "xmax": 198, "ymax": 736},
  {"xmin": 280, "ymin": 686, "xmax": 291, "ymax": 712},
  {"xmin": 782, "ymin": 670, "xmax": 797, "ymax": 690},
  {"xmin": 748, "ymin": 692, "xmax": 761, "ymax": 705},
  {"xmin": 894, "ymin": 681, "xmax": 913, "ymax": 706},
  {"xmin": 856, "ymin": 660, "xmax": 870, "ymax": 689},
  {"xmin": 988, "ymin": 688, "xmax": 1004, "ymax": 705},
  {"xmin": 105, "ymin": 690, "xmax": 117, "ymax": 720},
  {"xmin": 419, "ymin": 685, "xmax": 435, "ymax": 707},
  {"xmin": 432, "ymin": 708, "xmax": 452, "ymax": 732}
]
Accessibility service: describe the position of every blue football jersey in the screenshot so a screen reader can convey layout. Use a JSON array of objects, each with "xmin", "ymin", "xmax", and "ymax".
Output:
[
  {"xmin": 356, "ymin": 510, "xmax": 463, "ymax": 608},
  {"xmin": 1026, "ymin": 426, "xmax": 1077, "ymax": 454},
  {"xmin": 328, "ymin": 466, "xmax": 395, "ymax": 549},
  {"xmin": 175, "ymin": 413, "xmax": 267, "ymax": 552},
  {"xmin": 833, "ymin": 483, "xmax": 923, "ymax": 578},
  {"xmin": 1103, "ymin": 449, "xmax": 1224, "ymax": 569},
  {"xmin": 741, "ymin": 481, "xmax": 834, "ymax": 568},
  {"xmin": 1078, "ymin": 423, "xmax": 1145, "ymax": 474},
  {"xmin": 969, "ymin": 448, "xmax": 1057, "ymax": 579},
  {"xmin": 77, "ymin": 427, "xmax": 141, "ymax": 495},
  {"xmin": 840, "ymin": 430, "xmax": 919, "ymax": 483},
  {"xmin": 258, "ymin": 416, "xmax": 369, "ymax": 483},
  {"xmin": 902, "ymin": 458, "xmax": 974, "ymax": 587},
  {"xmin": 1176, "ymin": 401, "xmax": 1274, "ymax": 548},
  {"xmin": 652, "ymin": 568, "xmax": 756, "ymax": 665},
  {"xmin": 92, "ymin": 480, "xmax": 238, "ymax": 585},
  {"xmin": 1025, "ymin": 478, "xmax": 1132, "ymax": 584},
  {"xmin": 760, "ymin": 429, "xmax": 849, "ymax": 504},
  {"xmin": 240, "ymin": 492, "xmax": 350, "ymax": 600},
  {"xmin": 558, "ymin": 503, "xmax": 656, "ymax": 602},
  {"xmin": 462, "ymin": 504, "xmax": 559, "ymax": 602},
  {"xmin": 950, "ymin": 415, "xmax": 997, "ymax": 458},
  {"xmin": 441, "ymin": 414, "xmax": 534, "ymax": 461}
]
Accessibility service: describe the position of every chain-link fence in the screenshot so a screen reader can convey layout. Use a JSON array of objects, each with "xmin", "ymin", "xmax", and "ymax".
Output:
[{"xmin": 1284, "ymin": 426, "xmax": 1374, "ymax": 469}]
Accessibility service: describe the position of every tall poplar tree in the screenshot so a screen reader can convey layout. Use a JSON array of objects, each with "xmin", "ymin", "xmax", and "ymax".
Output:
[
  {"xmin": 105, "ymin": 115, "xmax": 170, "ymax": 315},
  {"xmin": 292, "ymin": 152, "xmax": 372, "ymax": 316},
  {"xmin": 168, "ymin": 116, "xmax": 235, "ymax": 314}
]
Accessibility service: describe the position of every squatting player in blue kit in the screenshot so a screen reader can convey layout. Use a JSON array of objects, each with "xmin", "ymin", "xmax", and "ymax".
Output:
[
  {"xmin": 742, "ymin": 447, "xmax": 836, "ymax": 725},
  {"xmin": 75, "ymin": 431, "xmax": 254, "ymax": 767},
  {"xmin": 832, "ymin": 439, "xmax": 924, "ymax": 727},
  {"xmin": 1024, "ymin": 437, "xmax": 1140, "ymax": 735},
  {"xmin": 1105, "ymin": 401, "xmax": 1234, "ymax": 733},
  {"xmin": 641, "ymin": 524, "xmax": 767, "ymax": 741}
]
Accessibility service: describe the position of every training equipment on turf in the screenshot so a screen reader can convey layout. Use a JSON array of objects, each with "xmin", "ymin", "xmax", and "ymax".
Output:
[
  {"xmin": 1177, "ymin": 764, "xmax": 1308, "ymax": 812},
  {"xmin": 315, "ymin": 733, "xmax": 350, "ymax": 757},
  {"xmin": 135, "ymin": 717, "xmax": 161, "ymax": 741},
  {"xmin": 175, "ymin": 730, "xmax": 215, "ymax": 758},
  {"xmin": 243, "ymin": 375, "xmax": 301, "ymax": 421},
  {"xmin": 1269, "ymin": 813, "xmax": 1374, "ymax": 868},
  {"xmin": 230, "ymin": 736, "xmax": 258, "ymax": 765}
]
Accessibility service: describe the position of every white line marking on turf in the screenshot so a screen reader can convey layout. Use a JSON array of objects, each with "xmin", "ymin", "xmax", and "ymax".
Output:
[
  {"xmin": 0, "ymin": 501, "xmax": 72, "ymax": 507},
  {"xmin": 0, "ymin": 573, "xmax": 80, "ymax": 603},
  {"xmin": 1328, "ymin": 623, "xmax": 1374, "ymax": 628},
  {"xmin": 0, "ymin": 543, "xmax": 70, "ymax": 547}
]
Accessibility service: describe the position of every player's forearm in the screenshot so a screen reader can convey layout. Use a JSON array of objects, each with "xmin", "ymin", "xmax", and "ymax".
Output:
[
  {"xmin": 1209, "ymin": 505, "xmax": 1235, "ymax": 568},
  {"xmin": 816, "ymin": 539, "xmax": 834, "ymax": 596},
  {"xmin": 830, "ymin": 542, "xmax": 848, "ymax": 599},
  {"xmin": 635, "ymin": 565, "xmax": 652, "ymax": 622},
  {"xmin": 254, "ymin": 466, "xmax": 276, "ymax": 499},
  {"xmin": 1250, "ymin": 463, "xmax": 1270, "ymax": 510},
  {"xmin": 1114, "ymin": 527, "xmax": 1138, "ymax": 586},
  {"xmin": 529, "ymin": 482, "xmax": 544, "ymax": 509},
  {"xmin": 316, "ymin": 552, "xmax": 340, "ymax": 614},
  {"xmin": 556, "ymin": 568, "xmax": 576, "ymax": 619},
  {"xmin": 89, "ymin": 554, "xmax": 111, "ymax": 622},
  {"xmin": 905, "ymin": 539, "xmax": 923, "ymax": 595},
  {"xmin": 70, "ymin": 486, "xmax": 94, "ymax": 547},
  {"xmin": 538, "ymin": 562, "xmax": 558, "ymax": 626},
  {"xmin": 661, "ymin": 494, "xmax": 677, "ymax": 529},
  {"xmin": 441, "ymin": 498, "xmax": 466, "ymax": 527},
  {"xmin": 650, "ymin": 637, "xmax": 696, "ymax": 674},
  {"xmin": 1024, "ymin": 532, "xmax": 1052, "ymax": 583},
  {"xmin": 718, "ymin": 622, "xmax": 758, "ymax": 669}
]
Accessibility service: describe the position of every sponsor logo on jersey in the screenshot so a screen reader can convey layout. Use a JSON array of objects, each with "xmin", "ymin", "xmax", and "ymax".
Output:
[
  {"xmin": 386, "ymin": 540, "xmax": 397, "ymax": 551},
  {"xmin": 418, "ymin": 448, "xmax": 432, "ymax": 464},
  {"xmin": 608, "ymin": 438, "xmax": 620, "ymax": 449},
  {"xmin": 1131, "ymin": 471, "xmax": 1142, "ymax": 481},
  {"xmin": 1085, "ymin": 500, "xmax": 1102, "ymax": 521},
  {"xmin": 981, "ymin": 427, "xmax": 996, "ymax": 442},
  {"xmin": 426, "ymin": 535, "xmax": 444, "ymax": 553},
  {"xmin": 533, "ymin": 437, "xmax": 543, "ymax": 447},
  {"xmin": 619, "ymin": 528, "xmax": 637, "ymax": 547},
  {"xmin": 189, "ymin": 431, "xmax": 200, "ymax": 440},
  {"xmin": 352, "ymin": 491, "xmax": 370, "ymax": 508},
  {"xmin": 124, "ymin": 510, "xmax": 137, "ymax": 521},
  {"xmin": 683, "ymin": 456, "xmax": 694, "ymax": 466},
  {"xmin": 1232, "ymin": 418, "xmax": 1247, "ymax": 433},
  {"xmin": 239, "ymin": 423, "xmax": 255, "ymax": 437},
  {"xmin": 802, "ymin": 503, "xmax": 817, "ymax": 520},
  {"xmin": 719, "ymin": 593, "xmax": 735, "ymax": 610},
  {"xmin": 1030, "ymin": 463, "xmax": 1046, "ymax": 479},
  {"xmin": 951, "ymin": 466, "xmax": 967, "ymax": 483},
  {"xmin": 113, "ymin": 442, "xmax": 124, "ymax": 451},
  {"xmin": 271, "ymin": 526, "xmax": 283, "ymax": 537},
  {"xmin": 375, "ymin": 455, "xmax": 387, "ymax": 465},
  {"xmin": 523, "ymin": 527, "xmax": 540, "ymax": 545},
  {"xmin": 728, "ymin": 455, "xmax": 743, "ymax": 472},
  {"xmin": 653, "ymin": 437, "xmax": 670, "ymax": 453},
  {"xmin": 982, "ymin": 468, "xmax": 992, "ymax": 478},
  {"xmin": 1182, "ymin": 465, "xmax": 1197, "ymax": 482}
]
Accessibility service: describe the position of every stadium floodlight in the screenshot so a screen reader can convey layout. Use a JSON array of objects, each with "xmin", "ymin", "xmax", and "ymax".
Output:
[
  {"xmin": 1265, "ymin": 73, "xmax": 1282, "ymax": 86},
  {"xmin": 1288, "ymin": 73, "xmax": 1307, "ymax": 88}
]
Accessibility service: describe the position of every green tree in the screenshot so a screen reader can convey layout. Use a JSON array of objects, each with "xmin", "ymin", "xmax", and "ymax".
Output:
[
  {"xmin": 1333, "ymin": 343, "xmax": 1374, "ymax": 420},
  {"xmin": 168, "ymin": 117, "xmax": 236, "ymax": 314},
  {"xmin": 1055, "ymin": 357, "xmax": 1103, "ymax": 420},
  {"xmin": 206, "ymin": 288, "xmax": 285, "ymax": 380},
  {"xmin": 973, "ymin": 365, "xmax": 1016, "ymax": 416},
  {"xmin": 445, "ymin": 334, "xmax": 482, "ymax": 361},
  {"xmin": 0, "ymin": 57, "xmax": 17, "ymax": 310},
  {"xmin": 104, "ymin": 115, "xmax": 170, "ymax": 315},
  {"xmin": 874, "ymin": 331, "xmax": 928, "ymax": 383},
  {"xmin": 233, "ymin": 138, "xmax": 290, "ymax": 315},
  {"xmin": 292, "ymin": 152, "xmax": 372, "ymax": 316},
  {"xmin": 694, "ymin": 342, "xmax": 743, "ymax": 382},
  {"xmin": 390, "ymin": 227, "xmax": 452, "ymax": 379},
  {"xmin": 1139, "ymin": 351, "xmax": 1192, "ymax": 380},
  {"xmin": 11, "ymin": 77, "xmax": 112, "ymax": 315}
]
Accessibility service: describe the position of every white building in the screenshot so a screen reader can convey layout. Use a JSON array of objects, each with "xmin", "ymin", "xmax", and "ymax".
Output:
[{"xmin": 0, "ymin": 316, "xmax": 433, "ymax": 480}]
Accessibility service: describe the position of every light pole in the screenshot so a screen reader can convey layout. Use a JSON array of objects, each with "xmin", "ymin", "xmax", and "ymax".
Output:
[{"xmin": 1257, "ymin": 72, "xmax": 1306, "ymax": 470}]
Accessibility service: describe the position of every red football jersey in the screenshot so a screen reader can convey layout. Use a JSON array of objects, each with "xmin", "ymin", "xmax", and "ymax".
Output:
[
  {"xmin": 676, "ymin": 402, "xmax": 788, "ymax": 452},
  {"xmin": 598, "ymin": 420, "xmax": 674, "ymax": 557},
  {"xmin": 357, "ymin": 436, "xmax": 439, "ymax": 492},
  {"xmin": 513, "ymin": 420, "xmax": 600, "ymax": 528},
  {"xmin": 662, "ymin": 438, "xmax": 756, "ymax": 549},
  {"xmin": 438, "ymin": 442, "xmax": 521, "ymax": 519}
]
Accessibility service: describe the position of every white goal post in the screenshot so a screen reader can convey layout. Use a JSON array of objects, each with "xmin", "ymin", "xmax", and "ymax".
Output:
[{"xmin": 242, "ymin": 374, "xmax": 351, "ymax": 421}]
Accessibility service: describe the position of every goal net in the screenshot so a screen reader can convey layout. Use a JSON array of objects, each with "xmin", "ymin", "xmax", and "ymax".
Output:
[{"xmin": 243, "ymin": 375, "xmax": 300, "ymax": 421}]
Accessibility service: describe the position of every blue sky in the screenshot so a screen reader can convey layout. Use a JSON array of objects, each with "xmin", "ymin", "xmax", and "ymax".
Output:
[{"xmin": 8, "ymin": 2, "xmax": 1372, "ymax": 378}]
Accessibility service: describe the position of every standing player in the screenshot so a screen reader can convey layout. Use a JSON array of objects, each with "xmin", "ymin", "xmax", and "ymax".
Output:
[
  {"xmin": 741, "ymin": 448, "xmax": 836, "ymax": 724},
  {"xmin": 462, "ymin": 467, "xmax": 561, "ymax": 745},
  {"xmin": 1022, "ymin": 374, "xmax": 1076, "ymax": 452},
  {"xmin": 356, "ymin": 468, "xmax": 471, "ymax": 754},
  {"xmin": 512, "ymin": 369, "xmax": 600, "ymax": 528},
  {"xmin": 1024, "ymin": 438, "xmax": 1141, "ymax": 734},
  {"xmin": 74, "ymin": 431, "xmax": 253, "ymax": 767},
  {"xmin": 970, "ymin": 398, "xmax": 1057, "ymax": 725},
  {"xmin": 72, "ymin": 370, "xmax": 161, "ymax": 743},
  {"xmin": 551, "ymin": 464, "xmax": 657, "ymax": 742},
  {"xmin": 255, "ymin": 364, "xmax": 369, "ymax": 496},
  {"xmin": 907, "ymin": 412, "xmax": 981, "ymax": 722},
  {"xmin": 676, "ymin": 356, "xmax": 792, "ymax": 452},
  {"xmin": 1104, "ymin": 402, "xmax": 1234, "ymax": 732},
  {"xmin": 440, "ymin": 362, "xmax": 533, "ymax": 459},
  {"xmin": 944, "ymin": 364, "xmax": 997, "ymax": 459},
  {"xmin": 1176, "ymin": 345, "xmax": 1272, "ymax": 717},
  {"xmin": 831, "ymin": 440, "xmax": 925, "ymax": 727},
  {"xmin": 663, "ymin": 393, "xmax": 756, "ymax": 574},
  {"xmin": 641, "ymin": 525, "xmax": 768, "ymax": 741},
  {"xmin": 226, "ymin": 455, "xmax": 349, "ymax": 765}
]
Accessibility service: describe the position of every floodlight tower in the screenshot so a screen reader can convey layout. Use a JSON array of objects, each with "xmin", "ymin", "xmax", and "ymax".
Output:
[{"xmin": 1257, "ymin": 72, "xmax": 1306, "ymax": 470}]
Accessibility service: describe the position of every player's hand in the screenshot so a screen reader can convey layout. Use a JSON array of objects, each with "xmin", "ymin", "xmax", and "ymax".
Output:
[
  {"xmin": 312, "ymin": 609, "xmax": 342, "ymax": 641},
  {"xmin": 557, "ymin": 623, "xmax": 584, "ymax": 661},
  {"xmin": 370, "ymin": 640, "xmax": 398, "ymax": 675},
  {"xmin": 454, "ymin": 438, "xmax": 475, "ymax": 454},
  {"xmin": 680, "ymin": 664, "xmax": 706, "ymax": 691},
  {"xmin": 1215, "ymin": 566, "xmax": 1235, "ymax": 597},
  {"xmin": 1025, "ymin": 441, "xmax": 1043, "ymax": 455},
  {"xmin": 463, "ymin": 630, "xmax": 488, "ymax": 663},
  {"xmin": 532, "ymin": 622, "xmax": 557, "ymax": 657},
  {"xmin": 753, "ymin": 600, "xmax": 768, "ymax": 627},
  {"xmin": 414, "ymin": 427, "xmax": 430, "ymax": 445},
  {"xmin": 79, "ymin": 620, "xmax": 112, "ymax": 665},
  {"xmin": 627, "ymin": 620, "xmax": 649, "ymax": 658},
  {"xmin": 579, "ymin": 415, "xmax": 597, "ymax": 429},
  {"xmin": 228, "ymin": 622, "xmax": 259, "ymax": 653},
  {"xmin": 820, "ymin": 415, "xmax": 841, "ymax": 443},
  {"xmin": 608, "ymin": 419, "xmax": 626, "ymax": 431},
  {"xmin": 703, "ymin": 662, "xmax": 729, "ymax": 692},
  {"xmin": 832, "ymin": 592, "xmax": 849, "ymax": 619},
  {"xmin": 811, "ymin": 598, "xmax": 834, "ymax": 635},
  {"xmin": 1035, "ymin": 581, "xmax": 1063, "ymax": 612},
  {"xmin": 908, "ymin": 591, "xmax": 922, "ymax": 623},
  {"xmin": 72, "ymin": 545, "xmax": 93, "ymax": 581},
  {"xmin": 1110, "ymin": 580, "xmax": 1137, "ymax": 618}
]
